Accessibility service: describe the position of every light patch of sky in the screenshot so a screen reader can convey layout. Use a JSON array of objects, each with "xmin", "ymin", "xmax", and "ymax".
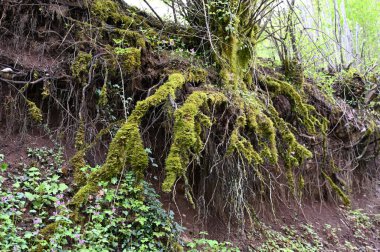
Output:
[{"xmin": 123, "ymin": 0, "xmax": 175, "ymax": 21}]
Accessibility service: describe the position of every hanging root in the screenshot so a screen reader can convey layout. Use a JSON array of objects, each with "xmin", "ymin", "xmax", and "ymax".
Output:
[
  {"xmin": 322, "ymin": 171, "xmax": 351, "ymax": 206},
  {"xmin": 262, "ymin": 76, "xmax": 328, "ymax": 134},
  {"xmin": 26, "ymin": 99, "xmax": 43, "ymax": 123},
  {"xmin": 70, "ymin": 73, "xmax": 185, "ymax": 207},
  {"xmin": 163, "ymin": 91, "xmax": 227, "ymax": 193},
  {"xmin": 69, "ymin": 67, "xmax": 330, "ymax": 220}
]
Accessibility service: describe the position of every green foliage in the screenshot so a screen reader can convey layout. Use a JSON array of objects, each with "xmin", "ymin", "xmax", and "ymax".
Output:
[
  {"xmin": 0, "ymin": 149, "xmax": 184, "ymax": 251},
  {"xmin": 257, "ymin": 224, "xmax": 323, "ymax": 251},
  {"xmin": 345, "ymin": 0, "xmax": 380, "ymax": 62},
  {"xmin": 0, "ymin": 153, "xmax": 8, "ymax": 172},
  {"xmin": 0, "ymin": 148, "xmax": 68, "ymax": 251},
  {"xmin": 186, "ymin": 232, "xmax": 240, "ymax": 252},
  {"xmin": 306, "ymin": 69, "xmax": 337, "ymax": 102},
  {"xmin": 346, "ymin": 209, "xmax": 374, "ymax": 230}
]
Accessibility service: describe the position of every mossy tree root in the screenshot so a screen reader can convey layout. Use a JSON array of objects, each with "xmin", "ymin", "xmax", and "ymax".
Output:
[
  {"xmin": 322, "ymin": 171, "xmax": 351, "ymax": 206},
  {"xmin": 70, "ymin": 73, "xmax": 185, "ymax": 207},
  {"xmin": 163, "ymin": 91, "xmax": 227, "ymax": 196}
]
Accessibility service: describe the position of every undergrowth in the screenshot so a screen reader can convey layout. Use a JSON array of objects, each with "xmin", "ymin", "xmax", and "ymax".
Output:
[{"xmin": 0, "ymin": 149, "xmax": 239, "ymax": 251}]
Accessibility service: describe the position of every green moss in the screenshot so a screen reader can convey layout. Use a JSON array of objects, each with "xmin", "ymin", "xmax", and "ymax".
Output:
[
  {"xmin": 114, "ymin": 47, "xmax": 141, "ymax": 73},
  {"xmin": 42, "ymin": 81, "xmax": 50, "ymax": 99},
  {"xmin": 71, "ymin": 51, "xmax": 92, "ymax": 86},
  {"xmin": 39, "ymin": 222, "xmax": 61, "ymax": 238},
  {"xmin": 70, "ymin": 182, "xmax": 98, "ymax": 207},
  {"xmin": 72, "ymin": 120, "xmax": 86, "ymax": 185},
  {"xmin": 113, "ymin": 29, "xmax": 146, "ymax": 49},
  {"xmin": 71, "ymin": 120, "xmax": 124, "ymax": 187},
  {"xmin": 267, "ymin": 104, "xmax": 313, "ymax": 191},
  {"xmin": 26, "ymin": 99, "xmax": 43, "ymax": 123},
  {"xmin": 163, "ymin": 91, "xmax": 227, "ymax": 192},
  {"xmin": 186, "ymin": 67, "xmax": 208, "ymax": 83},
  {"xmin": 75, "ymin": 120, "xmax": 85, "ymax": 150},
  {"xmin": 128, "ymin": 73, "xmax": 185, "ymax": 123},
  {"xmin": 226, "ymin": 92, "xmax": 278, "ymax": 165},
  {"xmin": 99, "ymin": 82, "xmax": 108, "ymax": 107},
  {"xmin": 71, "ymin": 73, "xmax": 185, "ymax": 206},
  {"xmin": 284, "ymin": 58, "xmax": 304, "ymax": 88},
  {"xmin": 34, "ymin": 222, "xmax": 63, "ymax": 252},
  {"xmin": 322, "ymin": 171, "xmax": 351, "ymax": 206},
  {"xmin": 212, "ymin": 2, "xmax": 258, "ymax": 90},
  {"xmin": 72, "ymin": 120, "xmax": 87, "ymax": 186},
  {"xmin": 70, "ymin": 150, "xmax": 86, "ymax": 186},
  {"xmin": 244, "ymin": 94, "xmax": 279, "ymax": 163},
  {"xmin": 263, "ymin": 76, "xmax": 326, "ymax": 135},
  {"xmin": 220, "ymin": 36, "xmax": 247, "ymax": 89},
  {"xmin": 227, "ymin": 125, "xmax": 263, "ymax": 165},
  {"xmin": 91, "ymin": 0, "xmax": 134, "ymax": 27}
]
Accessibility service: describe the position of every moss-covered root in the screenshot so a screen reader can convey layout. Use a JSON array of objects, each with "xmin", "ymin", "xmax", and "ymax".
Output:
[
  {"xmin": 322, "ymin": 171, "xmax": 351, "ymax": 206},
  {"xmin": 227, "ymin": 93, "xmax": 279, "ymax": 165},
  {"xmin": 162, "ymin": 91, "xmax": 227, "ymax": 192},
  {"xmin": 70, "ymin": 120, "xmax": 124, "ymax": 186},
  {"xmin": 70, "ymin": 73, "xmax": 185, "ymax": 207},
  {"xmin": 226, "ymin": 114, "xmax": 263, "ymax": 165},
  {"xmin": 262, "ymin": 76, "xmax": 327, "ymax": 134},
  {"xmin": 26, "ymin": 99, "xmax": 43, "ymax": 123}
]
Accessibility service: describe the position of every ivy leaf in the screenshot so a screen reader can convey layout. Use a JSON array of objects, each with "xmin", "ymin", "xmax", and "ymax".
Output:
[
  {"xmin": 24, "ymin": 231, "xmax": 33, "ymax": 239},
  {"xmin": 111, "ymin": 177, "xmax": 118, "ymax": 185},
  {"xmin": 58, "ymin": 183, "xmax": 68, "ymax": 192},
  {"xmin": 1, "ymin": 163, "xmax": 8, "ymax": 172},
  {"xmin": 24, "ymin": 192, "xmax": 35, "ymax": 201}
]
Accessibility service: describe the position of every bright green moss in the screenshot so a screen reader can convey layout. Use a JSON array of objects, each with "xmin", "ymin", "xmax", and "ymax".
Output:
[
  {"xmin": 71, "ymin": 149, "xmax": 87, "ymax": 186},
  {"xmin": 91, "ymin": 0, "xmax": 134, "ymax": 27},
  {"xmin": 227, "ymin": 126, "xmax": 263, "ymax": 165},
  {"xmin": 263, "ymin": 76, "xmax": 326, "ymax": 135},
  {"xmin": 75, "ymin": 120, "xmax": 85, "ymax": 150},
  {"xmin": 114, "ymin": 47, "xmax": 141, "ymax": 73},
  {"xmin": 267, "ymin": 104, "xmax": 313, "ymax": 191},
  {"xmin": 70, "ymin": 120, "xmax": 123, "ymax": 187},
  {"xmin": 26, "ymin": 99, "xmax": 43, "ymax": 123},
  {"xmin": 322, "ymin": 171, "xmax": 351, "ymax": 206},
  {"xmin": 71, "ymin": 73, "xmax": 185, "ymax": 206},
  {"xmin": 128, "ymin": 73, "xmax": 186, "ymax": 123},
  {"xmin": 186, "ymin": 67, "xmax": 208, "ymax": 83},
  {"xmin": 71, "ymin": 51, "xmax": 92, "ymax": 86},
  {"xmin": 163, "ymin": 91, "xmax": 227, "ymax": 192},
  {"xmin": 113, "ymin": 29, "xmax": 146, "ymax": 49},
  {"xmin": 228, "ymin": 92, "xmax": 278, "ymax": 164},
  {"xmin": 246, "ymin": 106, "xmax": 278, "ymax": 163}
]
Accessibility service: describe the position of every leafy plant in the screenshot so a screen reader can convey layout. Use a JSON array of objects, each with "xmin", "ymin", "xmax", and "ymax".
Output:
[
  {"xmin": 0, "ymin": 148, "xmax": 185, "ymax": 251},
  {"xmin": 0, "ymin": 153, "xmax": 8, "ymax": 172},
  {"xmin": 186, "ymin": 232, "xmax": 240, "ymax": 252}
]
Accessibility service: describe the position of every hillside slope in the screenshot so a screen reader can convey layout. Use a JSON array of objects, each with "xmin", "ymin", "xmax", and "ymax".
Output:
[{"xmin": 0, "ymin": 0, "xmax": 379, "ymax": 250}]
